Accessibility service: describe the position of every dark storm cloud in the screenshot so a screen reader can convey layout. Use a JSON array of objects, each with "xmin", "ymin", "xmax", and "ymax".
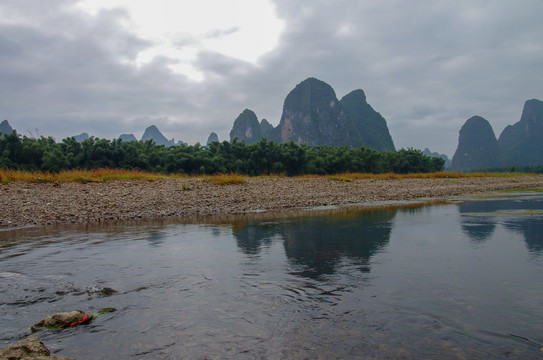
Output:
[{"xmin": 1, "ymin": 0, "xmax": 542, "ymax": 155}]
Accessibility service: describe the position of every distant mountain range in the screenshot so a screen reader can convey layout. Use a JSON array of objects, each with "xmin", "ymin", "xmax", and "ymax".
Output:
[
  {"xmin": 423, "ymin": 148, "xmax": 451, "ymax": 169},
  {"xmin": 71, "ymin": 125, "xmax": 187, "ymax": 147},
  {"xmin": 1, "ymin": 119, "xmax": 188, "ymax": 148},
  {"xmin": 451, "ymin": 99, "xmax": 543, "ymax": 171}
]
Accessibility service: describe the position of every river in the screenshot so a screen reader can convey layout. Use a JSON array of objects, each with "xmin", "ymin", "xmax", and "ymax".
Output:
[{"xmin": 1, "ymin": 191, "xmax": 543, "ymax": 359}]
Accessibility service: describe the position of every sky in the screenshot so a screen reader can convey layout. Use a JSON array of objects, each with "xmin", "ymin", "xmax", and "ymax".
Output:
[{"xmin": 1, "ymin": 0, "xmax": 542, "ymax": 157}]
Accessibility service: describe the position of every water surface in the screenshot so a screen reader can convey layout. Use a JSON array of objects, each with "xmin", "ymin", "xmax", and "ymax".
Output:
[{"xmin": 1, "ymin": 191, "xmax": 543, "ymax": 359}]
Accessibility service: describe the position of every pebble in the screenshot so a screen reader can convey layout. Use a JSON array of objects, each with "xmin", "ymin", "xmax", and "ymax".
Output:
[{"xmin": 1, "ymin": 176, "xmax": 542, "ymax": 228}]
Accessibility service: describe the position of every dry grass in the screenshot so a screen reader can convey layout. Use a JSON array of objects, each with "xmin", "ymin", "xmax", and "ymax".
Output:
[
  {"xmin": 0, "ymin": 168, "xmax": 183, "ymax": 183},
  {"xmin": 298, "ymin": 174, "xmax": 323, "ymax": 179},
  {"xmin": 326, "ymin": 171, "xmax": 536, "ymax": 181},
  {"xmin": 0, "ymin": 169, "xmax": 536, "ymax": 184},
  {"xmin": 327, "ymin": 174, "xmax": 353, "ymax": 182},
  {"xmin": 256, "ymin": 173, "xmax": 285, "ymax": 179},
  {"xmin": 204, "ymin": 173, "xmax": 247, "ymax": 185}
]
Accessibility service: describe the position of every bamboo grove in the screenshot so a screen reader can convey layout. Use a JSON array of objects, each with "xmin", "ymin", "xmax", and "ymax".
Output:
[{"xmin": 0, "ymin": 132, "xmax": 445, "ymax": 175}]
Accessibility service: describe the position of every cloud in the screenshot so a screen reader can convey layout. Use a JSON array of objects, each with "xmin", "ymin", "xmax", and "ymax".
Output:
[
  {"xmin": 205, "ymin": 26, "xmax": 241, "ymax": 39},
  {"xmin": 0, "ymin": 0, "xmax": 542, "ymax": 155},
  {"xmin": 0, "ymin": 2, "xmax": 196, "ymax": 140}
]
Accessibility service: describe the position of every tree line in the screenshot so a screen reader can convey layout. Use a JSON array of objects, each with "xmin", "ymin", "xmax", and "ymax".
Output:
[{"xmin": 0, "ymin": 132, "xmax": 444, "ymax": 175}]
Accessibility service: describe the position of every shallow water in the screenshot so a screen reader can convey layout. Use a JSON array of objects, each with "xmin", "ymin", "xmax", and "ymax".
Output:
[{"xmin": 1, "ymin": 191, "xmax": 543, "ymax": 359}]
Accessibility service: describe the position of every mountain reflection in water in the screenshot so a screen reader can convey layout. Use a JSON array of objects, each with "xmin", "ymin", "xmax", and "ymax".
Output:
[
  {"xmin": 234, "ymin": 210, "xmax": 396, "ymax": 279},
  {"xmin": 460, "ymin": 192, "xmax": 543, "ymax": 254}
]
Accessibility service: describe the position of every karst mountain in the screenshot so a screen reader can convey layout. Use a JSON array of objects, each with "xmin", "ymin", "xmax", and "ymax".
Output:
[
  {"xmin": 229, "ymin": 78, "xmax": 395, "ymax": 151},
  {"xmin": 451, "ymin": 99, "xmax": 543, "ymax": 171}
]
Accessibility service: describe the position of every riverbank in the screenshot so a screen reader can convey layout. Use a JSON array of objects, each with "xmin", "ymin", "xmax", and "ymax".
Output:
[{"xmin": 1, "ymin": 175, "xmax": 542, "ymax": 228}]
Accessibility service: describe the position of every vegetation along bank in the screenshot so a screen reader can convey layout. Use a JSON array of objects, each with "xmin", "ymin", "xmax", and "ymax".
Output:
[{"xmin": 0, "ymin": 133, "xmax": 444, "ymax": 175}]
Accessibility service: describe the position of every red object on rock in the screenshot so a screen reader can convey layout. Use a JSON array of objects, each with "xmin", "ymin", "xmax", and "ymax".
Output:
[{"xmin": 70, "ymin": 314, "xmax": 89, "ymax": 327}]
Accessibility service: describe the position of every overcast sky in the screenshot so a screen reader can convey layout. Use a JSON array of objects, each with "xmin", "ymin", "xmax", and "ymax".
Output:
[{"xmin": 1, "ymin": 0, "xmax": 542, "ymax": 156}]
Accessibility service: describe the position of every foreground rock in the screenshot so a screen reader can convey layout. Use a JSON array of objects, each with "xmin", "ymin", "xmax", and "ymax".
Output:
[
  {"xmin": 31, "ymin": 308, "xmax": 116, "ymax": 332},
  {"xmin": 31, "ymin": 311, "xmax": 92, "ymax": 332},
  {"xmin": 0, "ymin": 336, "xmax": 74, "ymax": 360}
]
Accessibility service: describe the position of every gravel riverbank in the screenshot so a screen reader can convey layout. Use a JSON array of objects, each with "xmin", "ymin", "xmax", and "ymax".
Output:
[{"xmin": 1, "ymin": 175, "xmax": 542, "ymax": 228}]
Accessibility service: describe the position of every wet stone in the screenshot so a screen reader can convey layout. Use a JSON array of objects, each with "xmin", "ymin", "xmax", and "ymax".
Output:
[
  {"xmin": 31, "ymin": 310, "xmax": 92, "ymax": 332},
  {"xmin": 0, "ymin": 335, "xmax": 74, "ymax": 360}
]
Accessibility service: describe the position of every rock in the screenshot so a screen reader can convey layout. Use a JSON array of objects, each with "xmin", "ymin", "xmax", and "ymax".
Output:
[
  {"xmin": 269, "ymin": 77, "xmax": 361, "ymax": 146},
  {"xmin": 340, "ymin": 89, "xmax": 395, "ymax": 151},
  {"xmin": 423, "ymin": 148, "xmax": 451, "ymax": 169},
  {"xmin": 97, "ymin": 307, "xmax": 116, "ymax": 315},
  {"xmin": 451, "ymin": 115, "xmax": 502, "ymax": 171},
  {"xmin": 451, "ymin": 98, "xmax": 543, "ymax": 170},
  {"xmin": 119, "ymin": 133, "xmax": 138, "ymax": 142},
  {"xmin": 141, "ymin": 125, "xmax": 171, "ymax": 146},
  {"xmin": 31, "ymin": 310, "xmax": 92, "ymax": 332},
  {"xmin": 0, "ymin": 335, "xmax": 74, "ymax": 360},
  {"xmin": 98, "ymin": 287, "xmax": 116, "ymax": 296},
  {"xmin": 0, "ymin": 119, "xmax": 15, "ymax": 137},
  {"xmin": 141, "ymin": 125, "xmax": 185, "ymax": 147},
  {"xmin": 72, "ymin": 133, "xmax": 89, "ymax": 142},
  {"xmin": 85, "ymin": 286, "xmax": 117, "ymax": 297},
  {"xmin": 229, "ymin": 109, "xmax": 262, "ymax": 144},
  {"xmin": 260, "ymin": 119, "xmax": 274, "ymax": 138},
  {"xmin": 206, "ymin": 132, "xmax": 219, "ymax": 146},
  {"xmin": 267, "ymin": 77, "xmax": 394, "ymax": 149},
  {"xmin": 498, "ymin": 98, "xmax": 543, "ymax": 166}
]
